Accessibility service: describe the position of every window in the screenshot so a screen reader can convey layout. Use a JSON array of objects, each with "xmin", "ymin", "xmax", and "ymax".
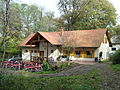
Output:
[
  {"xmin": 86, "ymin": 51, "xmax": 92, "ymax": 58},
  {"xmin": 66, "ymin": 50, "xmax": 69, "ymax": 55},
  {"xmin": 24, "ymin": 50, "xmax": 28, "ymax": 53},
  {"xmin": 34, "ymin": 50, "xmax": 37, "ymax": 53},
  {"xmin": 112, "ymin": 48, "xmax": 116, "ymax": 51},
  {"xmin": 75, "ymin": 51, "xmax": 80, "ymax": 57},
  {"xmin": 51, "ymin": 50, "xmax": 53, "ymax": 53},
  {"xmin": 30, "ymin": 50, "xmax": 33, "ymax": 53}
]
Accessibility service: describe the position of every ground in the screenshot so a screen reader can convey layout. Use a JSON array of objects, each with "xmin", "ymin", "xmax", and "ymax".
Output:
[{"xmin": 0, "ymin": 62, "xmax": 120, "ymax": 90}]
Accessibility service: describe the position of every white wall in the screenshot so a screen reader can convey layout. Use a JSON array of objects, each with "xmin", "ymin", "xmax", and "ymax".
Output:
[
  {"xmin": 110, "ymin": 44, "xmax": 120, "ymax": 54},
  {"xmin": 111, "ymin": 44, "xmax": 120, "ymax": 51},
  {"xmin": 39, "ymin": 42, "xmax": 58, "ymax": 57},
  {"xmin": 22, "ymin": 48, "xmax": 30, "ymax": 61},
  {"xmin": 95, "ymin": 35, "xmax": 111, "ymax": 60},
  {"xmin": 22, "ymin": 42, "xmax": 58, "ymax": 61},
  {"xmin": 22, "ymin": 47, "xmax": 38, "ymax": 61}
]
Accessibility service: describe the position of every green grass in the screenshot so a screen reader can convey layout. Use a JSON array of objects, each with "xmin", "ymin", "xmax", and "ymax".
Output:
[
  {"xmin": 111, "ymin": 64, "xmax": 120, "ymax": 71},
  {"xmin": 19, "ymin": 70, "xmax": 56, "ymax": 74},
  {"xmin": 0, "ymin": 70, "xmax": 102, "ymax": 90},
  {"xmin": 34, "ymin": 71, "xmax": 56, "ymax": 74}
]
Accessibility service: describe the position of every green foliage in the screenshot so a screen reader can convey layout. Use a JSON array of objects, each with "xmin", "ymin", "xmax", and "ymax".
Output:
[
  {"xmin": 0, "ymin": 1, "xmax": 58, "ymax": 59},
  {"xmin": 42, "ymin": 60, "xmax": 50, "ymax": 71},
  {"xmin": 57, "ymin": 0, "xmax": 116, "ymax": 30},
  {"xmin": 110, "ymin": 49, "xmax": 120, "ymax": 64},
  {"xmin": 0, "ymin": 70, "xmax": 101, "ymax": 90},
  {"xmin": 6, "ymin": 38, "xmax": 21, "ymax": 56},
  {"xmin": 108, "ymin": 25, "xmax": 120, "ymax": 37},
  {"xmin": 110, "ymin": 64, "xmax": 120, "ymax": 71}
]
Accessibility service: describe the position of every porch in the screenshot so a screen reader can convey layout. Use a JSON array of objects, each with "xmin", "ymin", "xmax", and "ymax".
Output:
[{"xmin": 22, "ymin": 32, "xmax": 60, "ymax": 62}]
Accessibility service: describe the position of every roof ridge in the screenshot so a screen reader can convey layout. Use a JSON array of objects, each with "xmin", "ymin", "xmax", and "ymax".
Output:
[
  {"xmin": 63, "ymin": 29, "xmax": 107, "ymax": 32},
  {"xmin": 38, "ymin": 29, "xmax": 107, "ymax": 33}
]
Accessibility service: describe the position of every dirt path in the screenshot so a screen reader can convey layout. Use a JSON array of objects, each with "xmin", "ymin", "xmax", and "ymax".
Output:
[
  {"xmin": 98, "ymin": 63, "xmax": 120, "ymax": 90},
  {"xmin": 0, "ymin": 62, "xmax": 120, "ymax": 89}
]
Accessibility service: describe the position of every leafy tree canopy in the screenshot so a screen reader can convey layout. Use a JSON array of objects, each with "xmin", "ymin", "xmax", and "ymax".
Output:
[
  {"xmin": 57, "ymin": 0, "xmax": 117, "ymax": 30},
  {"xmin": 0, "ymin": 1, "xmax": 58, "ymax": 59}
]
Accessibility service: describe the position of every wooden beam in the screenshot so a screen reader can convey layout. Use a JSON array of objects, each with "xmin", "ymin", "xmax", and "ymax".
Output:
[
  {"xmin": 32, "ymin": 40, "xmax": 46, "ymax": 43},
  {"xmin": 28, "ymin": 32, "xmax": 39, "ymax": 44},
  {"xmin": 38, "ymin": 41, "xmax": 40, "ymax": 63},
  {"xmin": 30, "ymin": 42, "xmax": 32, "ymax": 62}
]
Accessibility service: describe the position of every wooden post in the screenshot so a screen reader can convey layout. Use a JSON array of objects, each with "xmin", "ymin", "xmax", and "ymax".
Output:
[
  {"xmin": 18, "ymin": 63, "xmax": 20, "ymax": 70},
  {"xmin": 38, "ymin": 42, "xmax": 40, "ymax": 63},
  {"xmin": 47, "ymin": 41, "xmax": 48, "ymax": 61},
  {"xmin": 37, "ymin": 35, "xmax": 40, "ymax": 63},
  {"xmin": 30, "ymin": 42, "xmax": 32, "ymax": 62}
]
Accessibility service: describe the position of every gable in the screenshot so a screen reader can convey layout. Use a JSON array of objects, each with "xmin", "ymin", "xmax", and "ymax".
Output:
[
  {"xmin": 19, "ymin": 33, "xmax": 36, "ymax": 47},
  {"xmin": 19, "ymin": 32, "xmax": 62, "ymax": 47}
]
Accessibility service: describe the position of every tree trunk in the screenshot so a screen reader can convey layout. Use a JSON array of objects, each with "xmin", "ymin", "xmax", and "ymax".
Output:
[
  {"xmin": 2, "ymin": 39, "xmax": 6, "ymax": 61},
  {"xmin": 1, "ymin": 0, "xmax": 11, "ymax": 61}
]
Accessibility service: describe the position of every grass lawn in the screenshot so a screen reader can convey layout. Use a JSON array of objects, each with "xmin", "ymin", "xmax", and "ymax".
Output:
[
  {"xmin": 0, "ymin": 70, "xmax": 102, "ymax": 90},
  {"xmin": 110, "ymin": 64, "xmax": 120, "ymax": 71}
]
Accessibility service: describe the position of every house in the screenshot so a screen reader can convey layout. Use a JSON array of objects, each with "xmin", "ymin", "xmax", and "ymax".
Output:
[
  {"xmin": 110, "ymin": 35, "xmax": 120, "ymax": 54},
  {"xmin": 19, "ymin": 29, "xmax": 112, "ymax": 62}
]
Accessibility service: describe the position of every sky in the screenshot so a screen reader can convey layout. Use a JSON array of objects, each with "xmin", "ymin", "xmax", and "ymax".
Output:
[
  {"xmin": 17, "ymin": 0, "xmax": 120, "ymax": 22},
  {"xmin": 16, "ymin": 0, "xmax": 60, "ymax": 17}
]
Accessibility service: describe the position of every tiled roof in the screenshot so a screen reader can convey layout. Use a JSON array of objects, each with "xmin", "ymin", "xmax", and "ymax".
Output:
[
  {"xmin": 61, "ymin": 29, "xmax": 107, "ymax": 47},
  {"xmin": 40, "ymin": 32, "xmax": 62, "ymax": 45},
  {"xmin": 19, "ymin": 29, "xmax": 108, "ymax": 47},
  {"xmin": 19, "ymin": 33, "xmax": 36, "ymax": 47}
]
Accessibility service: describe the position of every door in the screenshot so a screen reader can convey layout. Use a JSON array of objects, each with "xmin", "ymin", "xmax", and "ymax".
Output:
[
  {"xmin": 40, "ymin": 51, "xmax": 44, "ymax": 57},
  {"xmin": 38, "ymin": 51, "xmax": 44, "ymax": 60}
]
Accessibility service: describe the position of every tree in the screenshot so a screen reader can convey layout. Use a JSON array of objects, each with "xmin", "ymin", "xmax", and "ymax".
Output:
[
  {"xmin": 0, "ymin": 2, "xmax": 58, "ymax": 60},
  {"xmin": 0, "ymin": 0, "xmax": 11, "ymax": 61},
  {"xmin": 108, "ymin": 25, "xmax": 120, "ymax": 43},
  {"xmin": 41, "ymin": 11, "xmax": 58, "ymax": 32},
  {"xmin": 108, "ymin": 25, "xmax": 120, "ymax": 37},
  {"xmin": 18, "ymin": 4, "xmax": 57, "ymax": 36},
  {"xmin": 19, "ymin": 4, "xmax": 43, "ymax": 36},
  {"xmin": 57, "ymin": 0, "xmax": 116, "ymax": 30},
  {"xmin": 110, "ymin": 49, "xmax": 120, "ymax": 64}
]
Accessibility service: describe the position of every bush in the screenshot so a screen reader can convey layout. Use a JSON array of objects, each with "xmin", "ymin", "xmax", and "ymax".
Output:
[
  {"xmin": 110, "ymin": 49, "xmax": 120, "ymax": 64},
  {"xmin": 111, "ymin": 64, "xmax": 120, "ymax": 71}
]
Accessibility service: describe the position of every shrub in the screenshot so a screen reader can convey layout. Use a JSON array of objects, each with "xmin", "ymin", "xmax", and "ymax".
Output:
[{"xmin": 110, "ymin": 49, "xmax": 120, "ymax": 64}]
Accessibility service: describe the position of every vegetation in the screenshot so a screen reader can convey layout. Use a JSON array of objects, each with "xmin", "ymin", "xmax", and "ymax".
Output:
[
  {"xmin": 108, "ymin": 24, "xmax": 120, "ymax": 42},
  {"xmin": 57, "ymin": 0, "xmax": 116, "ymax": 30},
  {"xmin": 110, "ymin": 49, "xmax": 120, "ymax": 64},
  {"xmin": 0, "ymin": 0, "xmax": 119, "ymax": 61},
  {"xmin": 0, "ymin": 70, "xmax": 101, "ymax": 90},
  {"xmin": 0, "ymin": 1, "xmax": 58, "ymax": 60},
  {"xmin": 111, "ymin": 64, "xmax": 120, "ymax": 71},
  {"xmin": 0, "ymin": 0, "xmax": 120, "ymax": 89},
  {"xmin": 18, "ymin": 62, "xmax": 69, "ymax": 74}
]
